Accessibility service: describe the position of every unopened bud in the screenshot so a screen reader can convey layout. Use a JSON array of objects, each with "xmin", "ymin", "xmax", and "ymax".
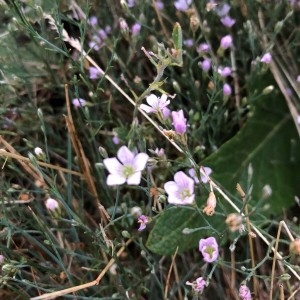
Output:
[
  {"xmin": 121, "ymin": 230, "xmax": 131, "ymax": 238},
  {"xmin": 119, "ymin": 18, "xmax": 129, "ymax": 38},
  {"xmin": 236, "ymin": 183, "xmax": 246, "ymax": 199},
  {"xmin": 98, "ymin": 146, "xmax": 108, "ymax": 158},
  {"xmin": 261, "ymin": 184, "xmax": 272, "ymax": 199},
  {"xmin": 225, "ymin": 213, "xmax": 243, "ymax": 232},
  {"xmin": 262, "ymin": 85, "xmax": 274, "ymax": 95},
  {"xmin": 203, "ymin": 191, "xmax": 216, "ymax": 216},
  {"xmin": 280, "ymin": 273, "xmax": 291, "ymax": 281},
  {"xmin": 290, "ymin": 238, "xmax": 300, "ymax": 255},
  {"xmin": 190, "ymin": 15, "xmax": 200, "ymax": 33}
]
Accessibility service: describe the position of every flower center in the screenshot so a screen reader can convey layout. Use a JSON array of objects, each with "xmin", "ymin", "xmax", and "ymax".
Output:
[
  {"xmin": 121, "ymin": 164, "xmax": 134, "ymax": 178},
  {"xmin": 179, "ymin": 188, "xmax": 191, "ymax": 200},
  {"xmin": 204, "ymin": 246, "xmax": 215, "ymax": 259}
]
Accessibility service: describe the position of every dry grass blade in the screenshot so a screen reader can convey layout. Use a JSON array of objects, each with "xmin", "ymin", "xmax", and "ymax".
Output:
[
  {"xmin": 64, "ymin": 85, "xmax": 110, "ymax": 224},
  {"xmin": 30, "ymin": 239, "xmax": 132, "ymax": 300},
  {"xmin": 0, "ymin": 136, "xmax": 45, "ymax": 184}
]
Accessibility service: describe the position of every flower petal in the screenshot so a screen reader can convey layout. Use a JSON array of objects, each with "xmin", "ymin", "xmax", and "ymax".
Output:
[
  {"xmin": 117, "ymin": 146, "xmax": 134, "ymax": 164},
  {"xmin": 127, "ymin": 171, "xmax": 142, "ymax": 185},
  {"xmin": 164, "ymin": 181, "xmax": 178, "ymax": 195},
  {"xmin": 106, "ymin": 174, "xmax": 126, "ymax": 185},
  {"xmin": 146, "ymin": 94, "xmax": 158, "ymax": 106},
  {"xmin": 132, "ymin": 153, "xmax": 149, "ymax": 171},
  {"xmin": 103, "ymin": 157, "xmax": 122, "ymax": 175},
  {"xmin": 174, "ymin": 171, "xmax": 194, "ymax": 190},
  {"xmin": 140, "ymin": 104, "xmax": 154, "ymax": 113}
]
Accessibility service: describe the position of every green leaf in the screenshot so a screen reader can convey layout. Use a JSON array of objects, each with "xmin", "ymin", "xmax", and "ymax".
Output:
[
  {"xmin": 146, "ymin": 93, "xmax": 299, "ymax": 256},
  {"xmin": 171, "ymin": 22, "xmax": 183, "ymax": 66},
  {"xmin": 172, "ymin": 22, "xmax": 182, "ymax": 51},
  {"xmin": 146, "ymin": 207, "xmax": 220, "ymax": 255},
  {"xmin": 202, "ymin": 95, "xmax": 300, "ymax": 213}
]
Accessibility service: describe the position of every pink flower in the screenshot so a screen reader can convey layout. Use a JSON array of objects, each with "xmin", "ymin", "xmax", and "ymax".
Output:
[
  {"xmin": 184, "ymin": 39, "xmax": 194, "ymax": 47},
  {"xmin": 189, "ymin": 167, "xmax": 212, "ymax": 184},
  {"xmin": 155, "ymin": 148, "xmax": 165, "ymax": 157},
  {"xmin": 140, "ymin": 94, "xmax": 170, "ymax": 114},
  {"xmin": 127, "ymin": 0, "xmax": 135, "ymax": 7},
  {"xmin": 220, "ymin": 35, "xmax": 233, "ymax": 49},
  {"xmin": 220, "ymin": 15, "xmax": 236, "ymax": 27},
  {"xmin": 218, "ymin": 66, "xmax": 232, "ymax": 77},
  {"xmin": 215, "ymin": 3, "xmax": 231, "ymax": 17},
  {"xmin": 45, "ymin": 198, "xmax": 59, "ymax": 211},
  {"xmin": 172, "ymin": 110, "xmax": 187, "ymax": 134},
  {"xmin": 174, "ymin": 0, "xmax": 192, "ymax": 11},
  {"xmin": 112, "ymin": 135, "xmax": 120, "ymax": 145},
  {"xmin": 131, "ymin": 23, "xmax": 141, "ymax": 37},
  {"xmin": 155, "ymin": 0, "xmax": 164, "ymax": 10},
  {"xmin": 88, "ymin": 16, "xmax": 98, "ymax": 27},
  {"xmin": 197, "ymin": 43, "xmax": 210, "ymax": 53},
  {"xmin": 199, "ymin": 58, "xmax": 211, "ymax": 72},
  {"xmin": 89, "ymin": 67, "xmax": 102, "ymax": 79},
  {"xmin": 138, "ymin": 215, "xmax": 150, "ymax": 231},
  {"xmin": 199, "ymin": 237, "xmax": 219, "ymax": 263},
  {"xmin": 186, "ymin": 277, "xmax": 206, "ymax": 294},
  {"xmin": 103, "ymin": 146, "xmax": 148, "ymax": 186},
  {"xmin": 239, "ymin": 285, "xmax": 252, "ymax": 300},
  {"xmin": 164, "ymin": 171, "xmax": 195, "ymax": 205},
  {"xmin": 260, "ymin": 53, "xmax": 272, "ymax": 64},
  {"xmin": 72, "ymin": 98, "xmax": 86, "ymax": 108},
  {"xmin": 223, "ymin": 83, "xmax": 232, "ymax": 96}
]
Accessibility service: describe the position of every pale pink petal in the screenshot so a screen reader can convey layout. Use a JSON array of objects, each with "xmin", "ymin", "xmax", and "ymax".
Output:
[
  {"xmin": 117, "ymin": 146, "xmax": 134, "ymax": 164},
  {"xmin": 164, "ymin": 181, "xmax": 179, "ymax": 194},
  {"xmin": 167, "ymin": 194, "xmax": 184, "ymax": 204},
  {"xmin": 103, "ymin": 157, "xmax": 122, "ymax": 175},
  {"xmin": 127, "ymin": 171, "xmax": 142, "ymax": 185},
  {"xmin": 146, "ymin": 94, "xmax": 158, "ymax": 106},
  {"xmin": 140, "ymin": 104, "xmax": 154, "ymax": 113},
  {"xmin": 132, "ymin": 153, "xmax": 149, "ymax": 171},
  {"xmin": 174, "ymin": 171, "xmax": 193, "ymax": 189},
  {"xmin": 107, "ymin": 174, "xmax": 126, "ymax": 186}
]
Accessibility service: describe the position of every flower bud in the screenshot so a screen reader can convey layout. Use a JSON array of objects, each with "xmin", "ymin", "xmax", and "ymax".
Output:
[
  {"xmin": 262, "ymin": 85, "xmax": 274, "ymax": 95},
  {"xmin": 190, "ymin": 15, "xmax": 200, "ymax": 33},
  {"xmin": 225, "ymin": 213, "xmax": 243, "ymax": 232},
  {"xmin": 203, "ymin": 191, "xmax": 216, "ymax": 216},
  {"xmin": 290, "ymin": 238, "xmax": 300, "ymax": 255}
]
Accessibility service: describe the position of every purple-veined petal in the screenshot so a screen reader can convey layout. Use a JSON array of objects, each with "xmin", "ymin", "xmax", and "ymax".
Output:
[{"xmin": 174, "ymin": 171, "xmax": 194, "ymax": 190}]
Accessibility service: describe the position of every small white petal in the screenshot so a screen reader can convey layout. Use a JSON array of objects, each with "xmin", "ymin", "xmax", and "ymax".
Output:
[
  {"xmin": 164, "ymin": 181, "xmax": 178, "ymax": 194},
  {"xmin": 127, "ymin": 171, "xmax": 142, "ymax": 185},
  {"xmin": 106, "ymin": 174, "xmax": 126, "ymax": 185},
  {"xmin": 117, "ymin": 146, "xmax": 134, "ymax": 164},
  {"xmin": 140, "ymin": 104, "xmax": 154, "ymax": 113},
  {"xmin": 146, "ymin": 94, "xmax": 158, "ymax": 106},
  {"xmin": 103, "ymin": 158, "xmax": 122, "ymax": 174},
  {"xmin": 132, "ymin": 153, "xmax": 149, "ymax": 171}
]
